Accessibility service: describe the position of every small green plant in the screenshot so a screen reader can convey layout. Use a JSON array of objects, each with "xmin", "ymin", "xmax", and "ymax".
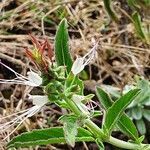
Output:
[
  {"xmin": 101, "ymin": 77, "xmax": 150, "ymax": 135},
  {"xmin": 1, "ymin": 19, "xmax": 150, "ymax": 150},
  {"xmin": 124, "ymin": 78, "xmax": 150, "ymax": 135},
  {"xmin": 131, "ymin": 11, "xmax": 150, "ymax": 44},
  {"xmin": 124, "ymin": 0, "xmax": 150, "ymax": 44}
]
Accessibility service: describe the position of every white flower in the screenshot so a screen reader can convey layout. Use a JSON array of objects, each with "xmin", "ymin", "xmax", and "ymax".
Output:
[
  {"xmin": 71, "ymin": 43, "xmax": 98, "ymax": 75},
  {"xmin": 0, "ymin": 95, "xmax": 49, "ymax": 140},
  {"xmin": 0, "ymin": 61, "xmax": 42, "ymax": 87},
  {"xmin": 30, "ymin": 95, "xmax": 49, "ymax": 107}
]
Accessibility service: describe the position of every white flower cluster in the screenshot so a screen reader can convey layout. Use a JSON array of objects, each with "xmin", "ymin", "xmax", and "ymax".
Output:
[{"xmin": 0, "ymin": 61, "xmax": 49, "ymax": 140}]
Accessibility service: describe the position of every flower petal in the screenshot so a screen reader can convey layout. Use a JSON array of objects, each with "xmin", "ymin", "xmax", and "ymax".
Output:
[
  {"xmin": 30, "ymin": 95, "xmax": 49, "ymax": 107},
  {"xmin": 27, "ymin": 71, "xmax": 42, "ymax": 86},
  {"xmin": 71, "ymin": 57, "xmax": 84, "ymax": 75},
  {"xmin": 71, "ymin": 43, "xmax": 98, "ymax": 75}
]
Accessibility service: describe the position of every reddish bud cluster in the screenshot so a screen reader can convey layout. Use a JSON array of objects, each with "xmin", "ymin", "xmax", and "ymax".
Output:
[{"xmin": 26, "ymin": 34, "xmax": 53, "ymax": 72}]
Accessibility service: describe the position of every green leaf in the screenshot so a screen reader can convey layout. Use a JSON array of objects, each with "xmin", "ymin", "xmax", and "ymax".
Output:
[
  {"xmin": 101, "ymin": 84, "xmax": 120, "ymax": 99},
  {"xmin": 75, "ymin": 77, "xmax": 84, "ymax": 95},
  {"xmin": 96, "ymin": 87, "xmax": 113, "ymax": 109},
  {"xmin": 65, "ymin": 73, "xmax": 84, "ymax": 95},
  {"xmin": 54, "ymin": 18, "xmax": 73, "ymax": 74},
  {"xmin": 143, "ymin": 109, "xmax": 150, "ymax": 121},
  {"xmin": 142, "ymin": 145, "xmax": 150, "ymax": 150},
  {"xmin": 131, "ymin": 106, "xmax": 142, "ymax": 120},
  {"xmin": 103, "ymin": 0, "xmax": 118, "ymax": 22},
  {"xmin": 60, "ymin": 115, "xmax": 78, "ymax": 147},
  {"xmin": 132, "ymin": 12, "xmax": 146, "ymax": 40},
  {"xmin": 128, "ymin": 78, "xmax": 150, "ymax": 108},
  {"xmin": 126, "ymin": 80, "xmax": 150, "ymax": 108},
  {"xmin": 96, "ymin": 139, "xmax": 104, "ymax": 150},
  {"xmin": 92, "ymin": 110, "xmax": 102, "ymax": 118},
  {"xmin": 96, "ymin": 87, "xmax": 139, "ymax": 140},
  {"xmin": 7, "ymin": 127, "xmax": 94, "ymax": 149},
  {"xmin": 127, "ymin": 0, "xmax": 139, "ymax": 9},
  {"xmin": 136, "ymin": 119, "xmax": 146, "ymax": 135},
  {"xmin": 102, "ymin": 89, "xmax": 140, "ymax": 135},
  {"xmin": 137, "ymin": 135, "xmax": 145, "ymax": 143},
  {"xmin": 117, "ymin": 114, "xmax": 139, "ymax": 141}
]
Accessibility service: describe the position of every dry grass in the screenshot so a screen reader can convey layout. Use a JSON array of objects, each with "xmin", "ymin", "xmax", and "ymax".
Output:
[{"xmin": 0, "ymin": 0, "xmax": 149, "ymax": 149}]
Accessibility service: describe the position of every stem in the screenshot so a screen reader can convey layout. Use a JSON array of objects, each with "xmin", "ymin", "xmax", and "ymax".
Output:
[
  {"xmin": 85, "ymin": 120, "xmax": 146, "ymax": 150},
  {"xmin": 84, "ymin": 119, "xmax": 104, "ymax": 138},
  {"xmin": 70, "ymin": 75, "xmax": 77, "ymax": 86},
  {"xmin": 64, "ymin": 97, "xmax": 81, "ymax": 116},
  {"xmin": 107, "ymin": 136, "xmax": 144, "ymax": 150}
]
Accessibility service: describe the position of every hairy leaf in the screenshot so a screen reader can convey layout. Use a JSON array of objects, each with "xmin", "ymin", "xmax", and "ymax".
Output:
[
  {"xmin": 96, "ymin": 87, "xmax": 139, "ymax": 140},
  {"xmin": 96, "ymin": 87, "xmax": 112, "ymax": 109},
  {"xmin": 7, "ymin": 127, "xmax": 94, "ymax": 149},
  {"xmin": 54, "ymin": 18, "xmax": 73, "ymax": 74},
  {"xmin": 60, "ymin": 115, "xmax": 78, "ymax": 147},
  {"xmin": 102, "ymin": 89, "xmax": 140, "ymax": 135},
  {"xmin": 143, "ymin": 109, "xmax": 150, "ymax": 122},
  {"xmin": 131, "ymin": 106, "xmax": 142, "ymax": 120},
  {"xmin": 136, "ymin": 119, "xmax": 146, "ymax": 135}
]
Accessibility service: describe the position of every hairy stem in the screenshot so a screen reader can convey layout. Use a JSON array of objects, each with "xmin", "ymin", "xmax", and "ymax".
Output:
[
  {"xmin": 85, "ymin": 119, "xmax": 104, "ymax": 138},
  {"xmin": 107, "ymin": 136, "xmax": 143, "ymax": 149},
  {"xmin": 85, "ymin": 119, "xmax": 145, "ymax": 149}
]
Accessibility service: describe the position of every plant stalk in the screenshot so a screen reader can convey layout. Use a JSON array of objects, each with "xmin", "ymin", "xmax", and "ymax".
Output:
[
  {"xmin": 84, "ymin": 119, "xmax": 104, "ymax": 138},
  {"xmin": 85, "ymin": 119, "xmax": 147, "ymax": 150},
  {"xmin": 107, "ymin": 136, "xmax": 144, "ymax": 150}
]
